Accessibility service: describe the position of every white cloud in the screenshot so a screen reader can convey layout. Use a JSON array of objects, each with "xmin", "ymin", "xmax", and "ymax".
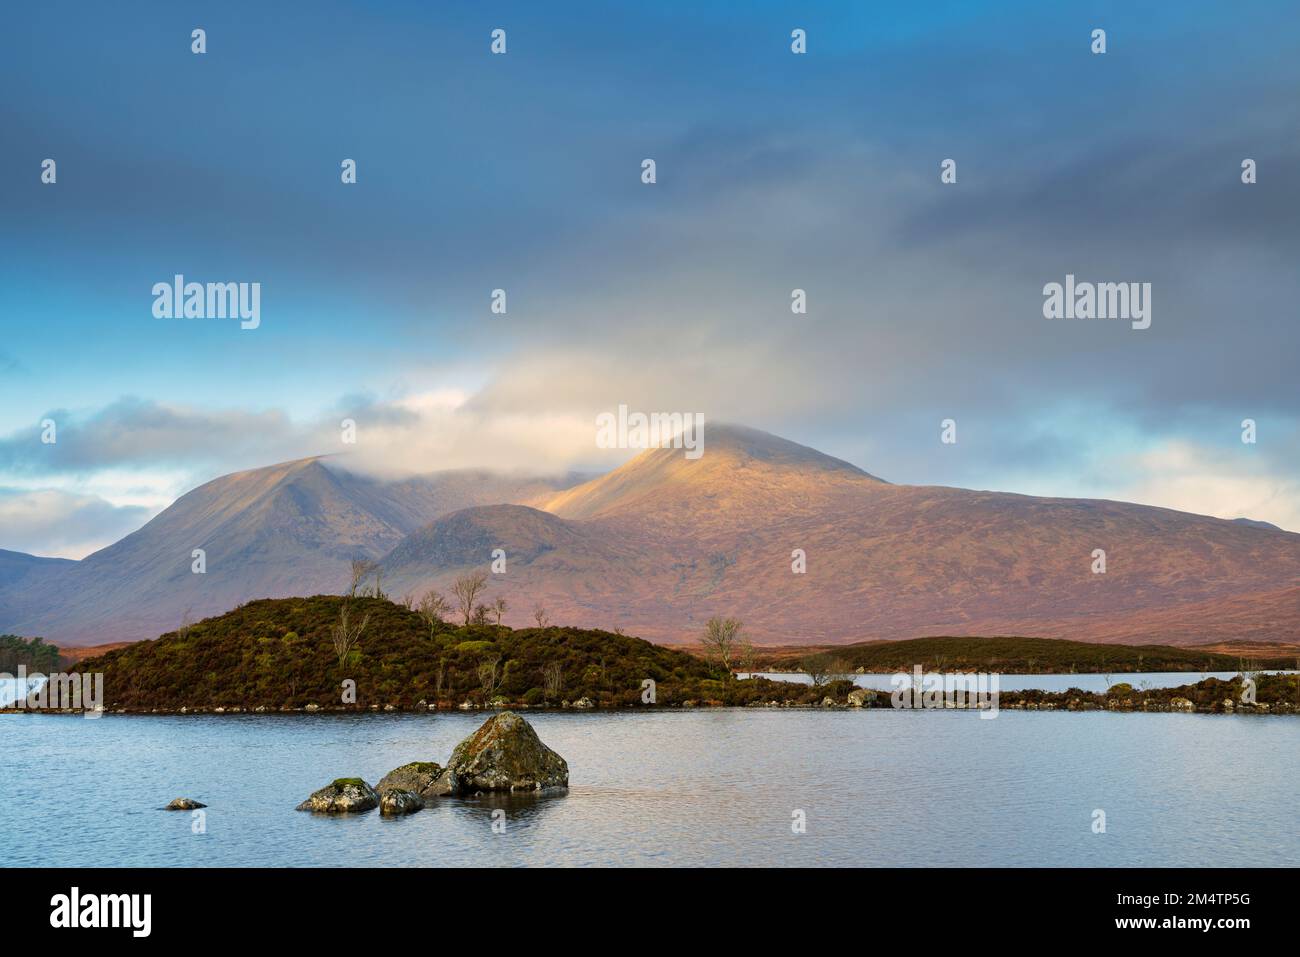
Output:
[
  {"xmin": 1112, "ymin": 441, "xmax": 1300, "ymax": 531},
  {"xmin": 0, "ymin": 489, "xmax": 153, "ymax": 559}
]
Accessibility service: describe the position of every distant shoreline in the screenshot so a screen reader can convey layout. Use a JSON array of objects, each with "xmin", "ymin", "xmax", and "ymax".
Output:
[{"xmin": 6, "ymin": 672, "xmax": 1298, "ymax": 717}]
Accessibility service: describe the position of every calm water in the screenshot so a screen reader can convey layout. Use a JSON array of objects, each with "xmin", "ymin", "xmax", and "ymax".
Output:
[
  {"xmin": 3, "ymin": 708, "xmax": 1297, "ymax": 867},
  {"xmin": 747, "ymin": 671, "xmax": 1285, "ymax": 692}
]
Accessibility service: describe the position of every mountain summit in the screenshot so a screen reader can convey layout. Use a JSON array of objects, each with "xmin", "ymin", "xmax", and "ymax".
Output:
[{"xmin": 544, "ymin": 424, "xmax": 883, "ymax": 520}]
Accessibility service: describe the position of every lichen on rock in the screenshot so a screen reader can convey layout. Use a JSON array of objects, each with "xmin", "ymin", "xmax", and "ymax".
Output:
[
  {"xmin": 379, "ymin": 789, "xmax": 423, "ymax": 816},
  {"xmin": 440, "ymin": 711, "xmax": 568, "ymax": 795},
  {"xmin": 295, "ymin": 777, "xmax": 379, "ymax": 813},
  {"xmin": 376, "ymin": 762, "xmax": 443, "ymax": 797},
  {"xmin": 164, "ymin": 797, "xmax": 206, "ymax": 810}
]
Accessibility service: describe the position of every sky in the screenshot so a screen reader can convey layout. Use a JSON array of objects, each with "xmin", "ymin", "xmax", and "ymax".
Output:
[{"xmin": 1, "ymin": 0, "xmax": 1298, "ymax": 558}]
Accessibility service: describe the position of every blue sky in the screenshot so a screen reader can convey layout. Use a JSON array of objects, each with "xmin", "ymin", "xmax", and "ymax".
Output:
[{"xmin": 2, "ymin": 0, "xmax": 1298, "ymax": 556}]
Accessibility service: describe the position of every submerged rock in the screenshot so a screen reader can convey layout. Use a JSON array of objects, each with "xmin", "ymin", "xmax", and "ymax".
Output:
[
  {"xmin": 295, "ymin": 778, "xmax": 379, "ymax": 813},
  {"xmin": 164, "ymin": 797, "xmax": 206, "ymax": 810},
  {"xmin": 438, "ymin": 711, "xmax": 568, "ymax": 795},
  {"xmin": 379, "ymin": 789, "xmax": 423, "ymax": 816}
]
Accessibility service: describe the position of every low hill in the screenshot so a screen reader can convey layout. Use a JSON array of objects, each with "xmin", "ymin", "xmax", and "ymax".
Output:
[
  {"xmin": 66, "ymin": 595, "xmax": 825, "ymax": 711},
  {"xmin": 755, "ymin": 635, "xmax": 1297, "ymax": 673}
]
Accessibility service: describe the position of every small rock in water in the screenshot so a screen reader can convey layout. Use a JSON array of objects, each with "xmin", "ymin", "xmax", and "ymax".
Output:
[
  {"xmin": 376, "ymin": 762, "xmax": 445, "ymax": 802},
  {"xmin": 164, "ymin": 797, "xmax": 206, "ymax": 810},
  {"xmin": 295, "ymin": 778, "xmax": 379, "ymax": 813},
  {"xmin": 379, "ymin": 790, "xmax": 423, "ymax": 816},
  {"xmin": 435, "ymin": 711, "xmax": 568, "ymax": 795}
]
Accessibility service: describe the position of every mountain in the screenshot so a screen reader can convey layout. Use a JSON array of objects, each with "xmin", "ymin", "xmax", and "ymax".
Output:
[
  {"xmin": 376, "ymin": 424, "xmax": 1300, "ymax": 646},
  {"xmin": 6, "ymin": 424, "xmax": 1300, "ymax": 647},
  {"xmin": 0, "ymin": 459, "xmax": 583, "ymax": 646},
  {"xmin": 0, "ymin": 548, "xmax": 75, "ymax": 590}
]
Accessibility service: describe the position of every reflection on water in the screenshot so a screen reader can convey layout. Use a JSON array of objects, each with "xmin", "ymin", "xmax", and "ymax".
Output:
[{"xmin": 2, "ymin": 708, "xmax": 1296, "ymax": 867}]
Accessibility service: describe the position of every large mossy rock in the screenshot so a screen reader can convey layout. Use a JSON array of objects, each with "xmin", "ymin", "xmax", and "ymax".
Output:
[
  {"xmin": 437, "ymin": 711, "xmax": 568, "ymax": 795},
  {"xmin": 295, "ymin": 777, "xmax": 379, "ymax": 813}
]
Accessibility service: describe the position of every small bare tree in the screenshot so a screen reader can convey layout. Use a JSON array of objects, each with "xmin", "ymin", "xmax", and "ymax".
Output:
[
  {"xmin": 738, "ymin": 641, "xmax": 758, "ymax": 676},
  {"xmin": 452, "ymin": 571, "xmax": 489, "ymax": 625},
  {"xmin": 827, "ymin": 656, "xmax": 855, "ymax": 684},
  {"xmin": 331, "ymin": 602, "xmax": 370, "ymax": 668},
  {"xmin": 542, "ymin": 661, "xmax": 563, "ymax": 700},
  {"xmin": 533, "ymin": 604, "xmax": 549, "ymax": 628},
  {"xmin": 492, "ymin": 596, "xmax": 508, "ymax": 629},
  {"xmin": 418, "ymin": 589, "xmax": 451, "ymax": 638},
  {"xmin": 478, "ymin": 655, "xmax": 502, "ymax": 698},
  {"xmin": 348, "ymin": 559, "xmax": 376, "ymax": 597},
  {"xmin": 701, "ymin": 616, "xmax": 743, "ymax": 672},
  {"xmin": 472, "ymin": 603, "xmax": 492, "ymax": 626},
  {"xmin": 434, "ymin": 658, "xmax": 447, "ymax": 701},
  {"xmin": 803, "ymin": 652, "xmax": 834, "ymax": 688}
]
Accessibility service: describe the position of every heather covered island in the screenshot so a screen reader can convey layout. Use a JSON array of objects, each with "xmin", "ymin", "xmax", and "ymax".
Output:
[{"xmin": 19, "ymin": 594, "xmax": 1292, "ymax": 716}]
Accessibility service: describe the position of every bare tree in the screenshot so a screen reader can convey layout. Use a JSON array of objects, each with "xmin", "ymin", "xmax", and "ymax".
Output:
[
  {"xmin": 542, "ymin": 661, "xmax": 563, "ymax": 700},
  {"xmin": 331, "ymin": 602, "xmax": 370, "ymax": 669},
  {"xmin": 418, "ymin": 589, "xmax": 451, "ymax": 638},
  {"xmin": 533, "ymin": 604, "xmax": 549, "ymax": 628},
  {"xmin": 348, "ymin": 559, "xmax": 376, "ymax": 598},
  {"xmin": 478, "ymin": 655, "xmax": 502, "ymax": 698},
  {"xmin": 700, "ymin": 616, "xmax": 743, "ymax": 672},
  {"xmin": 803, "ymin": 652, "xmax": 834, "ymax": 688},
  {"xmin": 472, "ymin": 604, "xmax": 492, "ymax": 627},
  {"xmin": 399, "ymin": 591, "xmax": 416, "ymax": 611},
  {"xmin": 434, "ymin": 658, "xmax": 447, "ymax": 701},
  {"xmin": 826, "ymin": 656, "xmax": 855, "ymax": 684},
  {"xmin": 738, "ymin": 641, "xmax": 758, "ymax": 676},
  {"xmin": 452, "ymin": 571, "xmax": 489, "ymax": 625},
  {"xmin": 492, "ymin": 596, "xmax": 508, "ymax": 629}
]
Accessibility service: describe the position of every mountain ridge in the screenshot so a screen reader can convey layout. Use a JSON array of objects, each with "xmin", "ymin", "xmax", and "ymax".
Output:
[{"xmin": 3, "ymin": 424, "xmax": 1298, "ymax": 647}]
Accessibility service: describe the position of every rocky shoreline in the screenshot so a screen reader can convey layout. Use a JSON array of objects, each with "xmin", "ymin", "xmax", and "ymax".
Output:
[
  {"xmin": 7, "ymin": 693, "xmax": 1296, "ymax": 716},
  {"xmin": 7, "ymin": 673, "xmax": 1296, "ymax": 716}
]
